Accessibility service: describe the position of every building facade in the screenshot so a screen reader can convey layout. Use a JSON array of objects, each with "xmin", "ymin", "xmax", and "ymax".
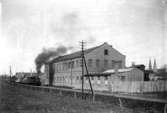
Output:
[{"xmin": 44, "ymin": 42, "xmax": 126, "ymax": 87}]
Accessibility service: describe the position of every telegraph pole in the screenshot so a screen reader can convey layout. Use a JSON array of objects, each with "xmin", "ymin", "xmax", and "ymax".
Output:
[
  {"xmin": 9, "ymin": 65, "xmax": 12, "ymax": 82},
  {"xmin": 80, "ymin": 41, "xmax": 94, "ymax": 100},
  {"xmin": 80, "ymin": 41, "xmax": 85, "ymax": 99}
]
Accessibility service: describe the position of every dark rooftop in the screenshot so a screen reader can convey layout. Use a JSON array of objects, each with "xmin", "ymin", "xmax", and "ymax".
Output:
[
  {"xmin": 47, "ymin": 43, "xmax": 111, "ymax": 63},
  {"xmin": 49, "ymin": 45, "xmax": 101, "ymax": 63}
]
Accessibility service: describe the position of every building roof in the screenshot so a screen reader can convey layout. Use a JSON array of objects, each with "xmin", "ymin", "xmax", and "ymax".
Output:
[
  {"xmin": 103, "ymin": 68, "xmax": 134, "ymax": 74},
  {"xmin": 47, "ymin": 42, "xmax": 125, "ymax": 64},
  {"xmin": 84, "ymin": 68, "xmax": 142, "ymax": 77},
  {"xmin": 48, "ymin": 42, "xmax": 107, "ymax": 63}
]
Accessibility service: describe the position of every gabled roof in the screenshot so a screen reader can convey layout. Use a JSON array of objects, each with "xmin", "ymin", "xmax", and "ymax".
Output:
[
  {"xmin": 49, "ymin": 43, "xmax": 103, "ymax": 63},
  {"xmin": 47, "ymin": 42, "xmax": 124, "ymax": 63}
]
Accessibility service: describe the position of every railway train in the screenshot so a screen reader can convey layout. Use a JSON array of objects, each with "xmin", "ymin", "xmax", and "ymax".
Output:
[
  {"xmin": 20, "ymin": 76, "xmax": 41, "ymax": 86},
  {"xmin": 15, "ymin": 73, "xmax": 41, "ymax": 86}
]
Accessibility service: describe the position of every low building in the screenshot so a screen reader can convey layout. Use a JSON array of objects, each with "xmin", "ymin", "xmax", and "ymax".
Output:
[
  {"xmin": 103, "ymin": 68, "xmax": 144, "ymax": 82},
  {"xmin": 149, "ymin": 68, "xmax": 167, "ymax": 81}
]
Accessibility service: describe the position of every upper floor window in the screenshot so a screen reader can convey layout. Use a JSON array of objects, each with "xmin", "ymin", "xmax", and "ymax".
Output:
[
  {"xmin": 120, "ymin": 76, "xmax": 125, "ymax": 81},
  {"xmin": 105, "ymin": 76, "xmax": 108, "ymax": 80},
  {"xmin": 96, "ymin": 59, "xmax": 100, "ymax": 67},
  {"xmin": 104, "ymin": 49, "xmax": 108, "ymax": 55},
  {"xmin": 76, "ymin": 60, "xmax": 79, "ymax": 67},
  {"xmin": 65, "ymin": 62, "xmax": 68, "ymax": 70},
  {"xmin": 76, "ymin": 76, "xmax": 79, "ymax": 80},
  {"xmin": 112, "ymin": 60, "xmax": 122, "ymax": 69},
  {"xmin": 63, "ymin": 63, "xmax": 66, "ymax": 70},
  {"xmin": 104, "ymin": 59, "xmax": 108, "ymax": 68},
  {"xmin": 68, "ymin": 62, "xmax": 71, "ymax": 68},
  {"xmin": 80, "ymin": 59, "xmax": 83, "ymax": 67},
  {"xmin": 88, "ymin": 59, "xmax": 93, "ymax": 67},
  {"xmin": 91, "ymin": 76, "xmax": 94, "ymax": 80},
  {"xmin": 71, "ymin": 61, "xmax": 74, "ymax": 68},
  {"xmin": 98, "ymin": 76, "xmax": 100, "ymax": 80}
]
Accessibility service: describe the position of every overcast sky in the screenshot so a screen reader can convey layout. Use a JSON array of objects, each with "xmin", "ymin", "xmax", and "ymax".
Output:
[{"xmin": 0, "ymin": 0, "xmax": 167, "ymax": 74}]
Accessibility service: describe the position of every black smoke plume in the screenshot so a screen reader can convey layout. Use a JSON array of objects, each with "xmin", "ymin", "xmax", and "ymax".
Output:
[{"xmin": 35, "ymin": 45, "xmax": 67, "ymax": 73}]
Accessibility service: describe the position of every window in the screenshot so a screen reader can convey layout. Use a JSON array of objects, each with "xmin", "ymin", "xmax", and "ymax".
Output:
[
  {"xmin": 76, "ymin": 60, "xmax": 79, "ymax": 67},
  {"xmin": 68, "ymin": 62, "xmax": 71, "ymax": 69},
  {"xmin": 105, "ymin": 76, "xmax": 108, "ymax": 80},
  {"xmin": 64, "ymin": 63, "xmax": 67, "ymax": 70},
  {"xmin": 88, "ymin": 59, "xmax": 93, "ymax": 67},
  {"xmin": 76, "ymin": 76, "xmax": 79, "ymax": 80},
  {"xmin": 120, "ymin": 76, "xmax": 125, "ymax": 81},
  {"xmin": 60, "ymin": 63, "xmax": 62, "ymax": 71},
  {"xmin": 57, "ymin": 65, "xmax": 59, "ymax": 71},
  {"xmin": 80, "ymin": 59, "xmax": 83, "ymax": 67},
  {"xmin": 71, "ymin": 61, "xmax": 74, "ymax": 68},
  {"xmin": 104, "ymin": 49, "xmax": 108, "ymax": 55},
  {"xmin": 62, "ymin": 63, "xmax": 64, "ymax": 70},
  {"xmin": 80, "ymin": 76, "xmax": 83, "ymax": 80},
  {"xmin": 98, "ymin": 76, "xmax": 100, "ymax": 80},
  {"xmin": 96, "ymin": 59, "xmax": 100, "ymax": 67},
  {"xmin": 112, "ymin": 60, "xmax": 122, "ymax": 69},
  {"xmin": 104, "ymin": 59, "xmax": 108, "ymax": 68},
  {"xmin": 91, "ymin": 76, "xmax": 94, "ymax": 80}
]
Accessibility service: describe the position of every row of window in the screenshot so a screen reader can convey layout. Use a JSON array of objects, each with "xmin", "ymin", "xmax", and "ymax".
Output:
[
  {"xmin": 55, "ymin": 76, "xmax": 110, "ymax": 85},
  {"xmin": 86, "ymin": 76, "xmax": 108, "ymax": 80},
  {"xmin": 54, "ymin": 59, "xmax": 122, "ymax": 72},
  {"xmin": 88, "ymin": 59, "xmax": 122, "ymax": 68},
  {"xmin": 54, "ymin": 59, "xmax": 81, "ymax": 72},
  {"xmin": 55, "ymin": 76, "xmax": 109, "ymax": 82}
]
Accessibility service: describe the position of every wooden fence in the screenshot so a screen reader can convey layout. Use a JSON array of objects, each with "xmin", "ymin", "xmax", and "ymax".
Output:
[
  {"xmin": 83, "ymin": 80, "xmax": 167, "ymax": 93},
  {"xmin": 109, "ymin": 80, "xmax": 167, "ymax": 93}
]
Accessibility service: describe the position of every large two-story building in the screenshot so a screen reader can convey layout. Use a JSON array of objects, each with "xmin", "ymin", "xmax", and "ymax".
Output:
[{"xmin": 43, "ymin": 42, "xmax": 126, "ymax": 87}]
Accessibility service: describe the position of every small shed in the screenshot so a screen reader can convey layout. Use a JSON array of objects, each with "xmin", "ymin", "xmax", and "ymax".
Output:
[{"xmin": 103, "ymin": 68, "xmax": 144, "ymax": 81}]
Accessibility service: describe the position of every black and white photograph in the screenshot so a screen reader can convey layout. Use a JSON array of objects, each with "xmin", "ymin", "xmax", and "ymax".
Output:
[{"xmin": 0, "ymin": 0, "xmax": 167, "ymax": 113}]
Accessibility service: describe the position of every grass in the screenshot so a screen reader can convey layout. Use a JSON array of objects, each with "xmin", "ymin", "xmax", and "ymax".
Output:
[{"xmin": 0, "ymin": 79, "xmax": 163, "ymax": 113}]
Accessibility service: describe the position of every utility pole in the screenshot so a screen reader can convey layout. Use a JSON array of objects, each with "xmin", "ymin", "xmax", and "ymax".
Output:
[
  {"xmin": 70, "ymin": 61, "xmax": 73, "ymax": 86},
  {"xmin": 80, "ymin": 41, "xmax": 85, "ymax": 99},
  {"xmin": 80, "ymin": 41, "xmax": 94, "ymax": 100},
  {"xmin": 9, "ymin": 65, "xmax": 12, "ymax": 82}
]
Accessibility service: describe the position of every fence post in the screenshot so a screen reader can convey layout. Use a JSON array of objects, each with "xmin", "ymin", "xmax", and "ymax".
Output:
[
  {"xmin": 59, "ymin": 90, "xmax": 62, "ymax": 96},
  {"xmin": 164, "ymin": 104, "xmax": 167, "ymax": 113},
  {"xmin": 74, "ymin": 92, "xmax": 77, "ymax": 99},
  {"xmin": 119, "ymin": 98, "xmax": 123, "ymax": 108},
  {"xmin": 92, "ymin": 94, "xmax": 95, "ymax": 103}
]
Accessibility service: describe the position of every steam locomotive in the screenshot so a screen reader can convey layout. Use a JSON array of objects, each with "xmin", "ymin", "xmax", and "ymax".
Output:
[
  {"xmin": 15, "ymin": 72, "xmax": 41, "ymax": 86},
  {"xmin": 20, "ymin": 76, "xmax": 41, "ymax": 86}
]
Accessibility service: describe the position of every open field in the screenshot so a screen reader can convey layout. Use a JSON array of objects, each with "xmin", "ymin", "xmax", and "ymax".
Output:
[{"xmin": 0, "ymin": 80, "xmax": 164, "ymax": 113}]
